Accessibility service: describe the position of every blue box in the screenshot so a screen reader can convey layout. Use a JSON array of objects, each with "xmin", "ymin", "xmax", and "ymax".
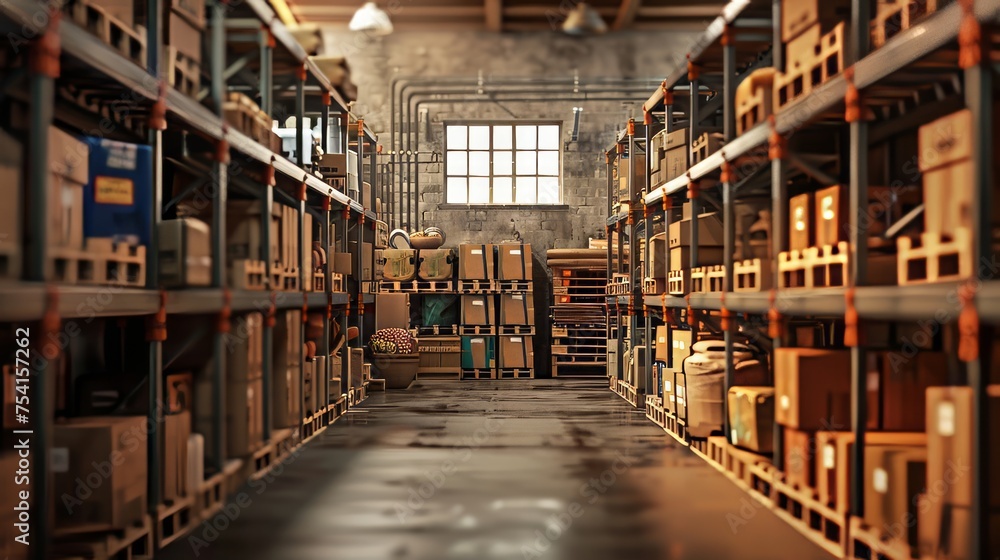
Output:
[{"xmin": 83, "ymin": 137, "xmax": 153, "ymax": 246}]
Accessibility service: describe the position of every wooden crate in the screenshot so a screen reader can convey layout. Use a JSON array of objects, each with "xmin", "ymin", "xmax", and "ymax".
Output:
[
  {"xmin": 848, "ymin": 515, "xmax": 914, "ymax": 560},
  {"xmin": 643, "ymin": 277, "xmax": 666, "ymax": 295},
  {"xmin": 667, "ymin": 269, "xmax": 690, "ymax": 295},
  {"xmin": 775, "ymin": 23, "xmax": 845, "ymax": 110},
  {"xmin": 230, "ymin": 259, "xmax": 266, "ymax": 290},
  {"xmin": 771, "ymin": 476, "xmax": 849, "ymax": 558},
  {"xmin": 871, "ymin": 0, "xmax": 944, "ymax": 49},
  {"xmin": 65, "ymin": 0, "xmax": 146, "ymax": 67},
  {"xmin": 47, "ymin": 238, "xmax": 146, "ymax": 286},
  {"xmin": 734, "ymin": 258, "xmax": 772, "ymax": 292},
  {"xmin": 52, "ymin": 514, "xmax": 154, "ymax": 560},
  {"xmin": 167, "ymin": 46, "xmax": 200, "ymax": 98},
  {"xmin": 692, "ymin": 132, "xmax": 724, "ymax": 165},
  {"xmin": 735, "ymin": 68, "xmax": 776, "ymax": 135},
  {"xmin": 779, "ymin": 242, "xmax": 896, "ymax": 289}
]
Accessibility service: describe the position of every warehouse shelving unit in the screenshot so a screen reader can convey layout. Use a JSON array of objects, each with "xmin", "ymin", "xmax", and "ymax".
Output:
[
  {"xmin": 0, "ymin": 0, "xmax": 384, "ymax": 556},
  {"xmin": 610, "ymin": 0, "xmax": 1000, "ymax": 558}
]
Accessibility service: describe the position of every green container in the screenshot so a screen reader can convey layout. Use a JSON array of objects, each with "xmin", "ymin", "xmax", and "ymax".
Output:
[
  {"xmin": 461, "ymin": 336, "xmax": 495, "ymax": 369},
  {"xmin": 422, "ymin": 294, "xmax": 459, "ymax": 326}
]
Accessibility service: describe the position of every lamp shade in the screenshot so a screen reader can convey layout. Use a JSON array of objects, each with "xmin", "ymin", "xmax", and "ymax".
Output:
[
  {"xmin": 349, "ymin": 2, "xmax": 393, "ymax": 35},
  {"xmin": 562, "ymin": 2, "xmax": 607, "ymax": 35}
]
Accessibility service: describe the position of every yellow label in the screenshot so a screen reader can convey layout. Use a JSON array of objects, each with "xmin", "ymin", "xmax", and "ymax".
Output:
[{"xmin": 94, "ymin": 176, "xmax": 134, "ymax": 205}]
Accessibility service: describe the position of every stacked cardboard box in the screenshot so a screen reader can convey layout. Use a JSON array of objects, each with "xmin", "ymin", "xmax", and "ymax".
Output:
[
  {"xmin": 163, "ymin": 372, "xmax": 193, "ymax": 502},
  {"xmin": 273, "ymin": 310, "xmax": 302, "ymax": 428},
  {"xmin": 657, "ymin": 327, "xmax": 692, "ymax": 413},
  {"xmin": 159, "ymin": 218, "xmax": 212, "ymax": 287},
  {"xmin": 52, "ymin": 416, "xmax": 148, "ymax": 532},
  {"xmin": 666, "ymin": 208, "xmax": 724, "ymax": 294},
  {"xmin": 461, "ymin": 295, "xmax": 495, "ymax": 326},
  {"xmin": 458, "ymin": 244, "xmax": 495, "ymax": 280},
  {"xmin": 497, "ymin": 243, "xmax": 532, "ymax": 281},
  {"xmin": 650, "ymin": 128, "xmax": 688, "ymax": 187},
  {"xmin": 461, "ymin": 337, "xmax": 495, "ymax": 370},
  {"xmin": 46, "ymin": 127, "xmax": 87, "ymax": 278},
  {"xmin": 499, "ymin": 336, "xmax": 533, "ymax": 370}
]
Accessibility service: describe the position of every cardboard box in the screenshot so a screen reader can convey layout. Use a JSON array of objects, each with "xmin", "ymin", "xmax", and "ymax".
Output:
[
  {"xmin": 668, "ymin": 246, "xmax": 725, "ymax": 271},
  {"xmin": 461, "ymin": 336, "xmax": 495, "ymax": 369},
  {"xmin": 919, "ymin": 498, "xmax": 1000, "ymax": 559},
  {"xmin": 875, "ymin": 351, "xmax": 948, "ymax": 431},
  {"xmin": 0, "ymin": 129, "xmax": 22, "ymax": 276},
  {"xmin": 375, "ymin": 293, "xmax": 410, "ymax": 330},
  {"xmin": 864, "ymin": 444, "xmax": 927, "ymax": 548},
  {"xmin": 667, "ymin": 212, "xmax": 725, "ymax": 248},
  {"xmin": 83, "ymin": 137, "xmax": 153, "ymax": 246},
  {"xmin": 222, "ymin": 200, "xmax": 281, "ymax": 266},
  {"xmin": 461, "ymin": 295, "xmax": 495, "ymax": 326},
  {"xmin": 789, "ymin": 192, "xmax": 813, "ymax": 251},
  {"xmin": 814, "ymin": 185, "xmax": 848, "ymax": 247},
  {"xmin": 228, "ymin": 312, "xmax": 264, "ymax": 381},
  {"xmin": 159, "ymin": 218, "xmax": 211, "ymax": 287},
  {"xmin": 670, "ymin": 329, "xmax": 692, "ymax": 371},
  {"xmin": 48, "ymin": 126, "xmax": 87, "ymax": 250},
  {"xmin": 918, "ymin": 109, "xmax": 971, "ymax": 172},
  {"xmin": 318, "ymin": 153, "xmax": 347, "ymax": 176},
  {"xmin": 499, "ymin": 336, "xmax": 533, "ymax": 369},
  {"xmin": 331, "ymin": 252, "xmax": 353, "ymax": 275},
  {"xmin": 165, "ymin": 371, "xmax": 193, "ymax": 413},
  {"xmin": 381, "ymin": 248, "xmax": 416, "ymax": 281},
  {"xmin": 225, "ymin": 377, "xmax": 263, "ymax": 457},
  {"xmin": 648, "ymin": 232, "xmax": 667, "ymax": 278},
  {"xmin": 52, "ymin": 416, "xmax": 147, "ymax": 531},
  {"xmin": 774, "ymin": 348, "xmax": 851, "ymax": 430},
  {"xmin": 273, "ymin": 365, "xmax": 300, "ymax": 428},
  {"xmin": 417, "ymin": 337, "xmax": 462, "ymax": 370},
  {"xmin": 497, "ymin": 243, "xmax": 532, "ymax": 280},
  {"xmin": 274, "ymin": 310, "xmax": 302, "ymax": 368},
  {"xmin": 781, "ymin": 0, "xmax": 845, "ymax": 41},
  {"xmin": 727, "ymin": 386, "xmax": 775, "ymax": 453},
  {"xmin": 815, "ymin": 431, "xmax": 926, "ymax": 513},
  {"xmin": 499, "ymin": 293, "xmax": 534, "ymax": 325},
  {"xmin": 165, "ymin": 10, "xmax": 202, "ymax": 65},
  {"xmin": 629, "ymin": 346, "xmax": 649, "ymax": 392},
  {"xmin": 162, "ymin": 411, "xmax": 191, "ymax": 502},
  {"xmin": 417, "ymin": 249, "xmax": 454, "ymax": 281},
  {"xmin": 459, "ymin": 244, "xmax": 495, "ymax": 279},
  {"xmin": 348, "ymin": 348, "xmax": 364, "ymax": 388},
  {"xmin": 926, "ymin": 386, "xmax": 1000, "ymax": 510},
  {"xmin": 662, "ymin": 128, "xmax": 688, "ymax": 183},
  {"xmin": 655, "ymin": 326, "xmax": 669, "ymax": 362},
  {"xmin": 692, "ymin": 132, "xmax": 724, "ymax": 164},
  {"xmin": 782, "ymin": 428, "xmax": 815, "ymax": 489}
]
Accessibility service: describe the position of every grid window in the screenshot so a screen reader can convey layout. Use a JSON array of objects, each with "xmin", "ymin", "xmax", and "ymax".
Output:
[{"xmin": 444, "ymin": 122, "xmax": 562, "ymax": 204}]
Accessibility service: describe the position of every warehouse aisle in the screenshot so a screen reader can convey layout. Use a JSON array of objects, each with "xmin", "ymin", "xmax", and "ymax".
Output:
[{"xmin": 160, "ymin": 381, "xmax": 832, "ymax": 560}]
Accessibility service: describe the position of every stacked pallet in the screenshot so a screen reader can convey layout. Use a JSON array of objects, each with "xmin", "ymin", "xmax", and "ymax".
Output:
[
  {"xmin": 548, "ymin": 248, "xmax": 607, "ymax": 377},
  {"xmin": 496, "ymin": 244, "xmax": 534, "ymax": 379},
  {"xmin": 665, "ymin": 203, "xmax": 724, "ymax": 295}
]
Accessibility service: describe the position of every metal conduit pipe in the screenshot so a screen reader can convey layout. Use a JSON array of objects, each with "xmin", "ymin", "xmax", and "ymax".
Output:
[
  {"xmin": 397, "ymin": 84, "xmax": 666, "ymax": 229},
  {"xmin": 403, "ymin": 94, "xmax": 652, "ymax": 231}
]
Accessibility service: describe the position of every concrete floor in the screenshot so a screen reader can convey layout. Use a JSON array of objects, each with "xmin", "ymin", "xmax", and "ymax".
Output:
[{"xmin": 161, "ymin": 380, "xmax": 833, "ymax": 560}]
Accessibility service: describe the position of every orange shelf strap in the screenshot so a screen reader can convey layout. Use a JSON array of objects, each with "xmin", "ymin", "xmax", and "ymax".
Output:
[
  {"xmin": 627, "ymin": 118, "xmax": 636, "ymax": 136},
  {"xmin": 146, "ymin": 290, "xmax": 168, "ymax": 341},
  {"xmin": 29, "ymin": 9, "xmax": 60, "ymax": 78},
  {"xmin": 148, "ymin": 82, "xmax": 167, "ymax": 131},
  {"xmin": 687, "ymin": 178, "xmax": 699, "ymax": 200},
  {"xmin": 216, "ymin": 290, "xmax": 232, "ymax": 334},
  {"xmin": 958, "ymin": 0, "xmax": 982, "ymax": 69},
  {"xmin": 265, "ymin": 292, "xmax": 277, "ymax": 328},
  {"xmin": 958, "ymin": 282, "xmax": 979, "ymax": 362},
  {"xmin": 843, "ymin": 288, "xmax": 859, "ymax": 347},
  {"xmin": 767, "ymin": 290, "xmax": 785, "ymax": 339},
  {"xmin": 720, "ymin": 161, "xmax": 736, "ymax": 185},
  {"xmin": 768, "ymin": 116, "xmax": 786, "ymax": 161},
  {"xmin": 844, "ymin": 67, "xmax": 863, "ymax": 124}
]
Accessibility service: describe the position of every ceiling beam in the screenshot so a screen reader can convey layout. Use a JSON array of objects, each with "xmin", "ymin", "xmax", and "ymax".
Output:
[
  {"xmin": 484, "ymin": 0, "xmax": 502, "ymax": 31},
  {"xmin": 501, "ymin": 5, "xmax": 617, "ymax": 18},
  {"xmin": 612, "ymin": 0, "xmax": 641, "ymax": 31},
  {"xmin": 636, "ymin": 5, "xmax": 726, "ymax": 18}
]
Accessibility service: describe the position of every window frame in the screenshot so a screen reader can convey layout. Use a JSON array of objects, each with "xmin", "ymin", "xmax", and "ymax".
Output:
[{"xmin": 442, "ymin": 119, "xmax": 563, "ymax": 206}]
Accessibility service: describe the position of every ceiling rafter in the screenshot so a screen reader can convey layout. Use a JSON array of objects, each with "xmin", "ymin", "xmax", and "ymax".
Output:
[{"xmin": 612, "ymin": 0, "xmax": 642, "ymax": 31}]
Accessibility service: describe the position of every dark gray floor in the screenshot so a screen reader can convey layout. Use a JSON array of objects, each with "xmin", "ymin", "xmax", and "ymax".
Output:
[{"xmin": 161, "ymin": 380, "xmax": 833, "ymax": 560}]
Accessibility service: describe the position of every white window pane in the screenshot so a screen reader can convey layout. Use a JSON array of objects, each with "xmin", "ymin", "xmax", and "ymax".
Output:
[
  {"xmin": 493, "ymin": 151, "xmax": 513, "ymax": 175},
  {"xmin": 516, "ymin": 151, "xmax": 536, "ymax": 175},
  {"xmin": 469, "ymin": 177, "xmax": 490, "ymax": 204},
  {"xmin": 538, "ymin": 176, "xmax": 560, "ymax": 204},
  {"xmin": 447, "ymin": 151, "xmax": 467, "ymax": 176},
  {"xmin": 538, "ymin": 151, "xmax": 559, "ymax": 176},
  {"xmin": 539, "ymin": 125, "xmax": 560, "ymax": 150},
  {"xmin": 446, "ymin": 126, "xmax": 467, "ymax": 149},
  {"xmin": 469, "ymin": 151, "xmax": 490, "ymax": 176},
  {"xmin": 447, "ymin": 177, "xmax": 467, "ymax": 203},
  {"xmin": 469, "ymin": 126, "xmax": 490, "ymax": 150},
  {"xmin": 515, "ymin": 177, "xmax": 536, "ymax": 204},
  {"xmin": 494, "ymin": 126, "xmax": 512, "ymax": 149},
  {"xmin": 516, "ymin": 126, "xmax": 537, "ymax": 149},
  {"xmin": 493, "ymin": 177, "xmax": 513, "ymax": 204}
]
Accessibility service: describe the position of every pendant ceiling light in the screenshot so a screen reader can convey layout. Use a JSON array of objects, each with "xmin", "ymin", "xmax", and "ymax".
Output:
[
  {"xmin": 562, "ymin": 2, "xmax": 607, "ymax": 36},
  {"xmin": 349, "ymin": 2, "xmax": 394, "ymax": 35}
]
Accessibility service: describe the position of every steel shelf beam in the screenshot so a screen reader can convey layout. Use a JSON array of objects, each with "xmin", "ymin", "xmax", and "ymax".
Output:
[{"xmin": 165, "ymin": 290, "xmax": 347, "ymax": 314}]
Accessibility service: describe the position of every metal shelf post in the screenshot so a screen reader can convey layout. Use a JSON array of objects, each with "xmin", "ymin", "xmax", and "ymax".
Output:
[
  {"xmin": 770, "ymin": 149, "xmax": 788, "ymax": 471},
  {"xmin": 261, "ymin": 184, "xmax": 274, "ymax": 442}
]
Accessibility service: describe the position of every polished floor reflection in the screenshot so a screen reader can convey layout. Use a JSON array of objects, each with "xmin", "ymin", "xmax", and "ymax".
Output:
[{"xmin": 160, "ymin": 380, "xmax": 833, "ymax": 560}]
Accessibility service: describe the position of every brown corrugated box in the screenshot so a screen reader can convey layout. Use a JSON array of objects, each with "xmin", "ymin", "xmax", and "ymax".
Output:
[
  {"xmin": 417, "ymin": 337, "xmax": 461, "ymax": 370},
  {"xmin": 500, "ymin": 336, "xmax": 533, "ymax": 369},
  {"xmin": 159, "ymin": 218, "xmax": 212, "ymax": 287},
  {"xmin": 789, "ymin": 192, "xmax": 813, "ymax": 251},
  {"xmin": 782, "ymin": 428, "xmax": 815, "ymax": 489},
  {"xmin": 459, "ymin": 244, "xmax": 494, "ymax": 280},
  {"xmin": 864, "ymin": 444, "xmax": 927, "ymax": 548},
  {"xmin": 774, "ymin": 348, "xmax": 851, "ymax": 430},
  {"xmin": 227, "ymin": 312, "xmax": 264, "ymax": 381},
  {"xmin": 225, "ymin": 378, "xmax": 264, "ymax": 457},
  {"xmin": 48, "ymin": 126, "xmax": 86, "ymax": 250},
  {"xmin": 52, "ymin": 416, "xmax": 147, "ymax": 531},
  {"xmin": 668, "ymin": 213, "xmax": 725, "ymax": 248},
  {"xmin": 668, "ymin": 246, "xmax": 725, "ymax": 271},
  {"xmin": 499, "ymin": 293, "xmax": 533, "ymax": 325},
  {"xmin": 461, "ymin": 295, "xmax": 495, "ymax": 326},
  {"xmin": 348, "ymin": 348, "xmax": 364, "ymax": 388},
  {"xmin": 165, "ymin": 10, "xmax": 202, "ymax": 65},
  {"xmin": 273, "ymin": 365, "xmax": 301, "ymax": 428},
  {"xmin": 815, "ymin": 431, "xmax": 926, "ymax": 513},
  {"xmin": 221, "ymin": 199, "xmax": 280, "ymax": 265},
  {"xmin": 497, "ymin": 244, "xmax": 532, "ymax": 280},
  {"xmin": 814, "ymin": 185, "xmax": 847, "ymax": 247},
  {"xmin": 648, "ymin": 232, "xmax": 667, "ymax": 278},
  {"xmin": 662, "ymin": 128, "xmax": 688, "ymax": 183},
  {"xmin": 926, "ymin": 386, "xmax": 1000, "ymax": 509},
  {"xmin": 375, "ymin": 293, "xmax": 410, "ymax": 330},
  {"xmin": 274, "ymin": 310, "xmax": 302, "ymax": 368},
  {"xmin": 727, "ymin": 386, "xmax": 774, "ymax": 453},
  {"xmin": 162, "ymin": 411, "xmax": 191, "ymax": 502},
  {"xmin": 875, "ymin": 351, "xmax": 949, "ymax": 431}
]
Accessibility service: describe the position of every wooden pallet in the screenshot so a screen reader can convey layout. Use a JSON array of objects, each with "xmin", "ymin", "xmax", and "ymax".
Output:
[
  {"xmin": 329, "ymin": 396, "xmax": 347, "ymax": 421},
  {"xmin": 687, "ymin": 435, "xmax": 728, "ymax": 471},
  {"xmin": 461, "ymin": 368, "xmax": 495, "ymax": 379},
  {"xmin": 897, "ymin": 227, "xmax": 973, "ymax": 285},
  {"xmin": 300, "ymin": 412, "xmax": 324, "ymax": 440},
  {"xmin": 848, "ymin": 515, "xmax": 914, "ymax": 560},
  {"xmin": 606, "ymin": 274, "xmax": 630, "ymax": 295},
  {"xmin": 349, "ymin": 382, "xmax": 369, "ymax": 406},
  {"xmin": 311, "ymin": 271, "xmax": 325, "ymax": 292},
  {"xmin": 457, "ymin": 279, "xmax": 497, "ymax": 293},
  {"xmin": 497, "ymin": 368, "xmax": 533, "ymax": 379},
  {"xmin": 692, "ymin": 132, "xmax": 724, "ymax": 164},
  {"xmin": 735, "ymin": 68, "xmax": 776, "ymax": 135},
  {"xmin": 734, "ymin": 258, "xmax": 772, "ymax": 292},
  {"xmin": 498, "ymin": 324, "xmax": 535, "ymax": 335},
  {"xmin": 690, "ymin": 265, "xmax": 725, "ymax": 293},
  {"xmin": 413, "ymin": 324, "xmax": 459, "ymax": 336},
  {"xmin": 53, "ymin": 514, "xmax": 154, "ymax": 560},
  {"xmin": 667, "ymin": 269, "xmax": 690, "ymax": 295},
  {"xmin": 195, "ymin": 459, "xmax": 242, "ymax": 522},
  {"xmin": 417, "ymin": 367, "xmax": 462, "ymax": 380},
  {"xmin": 611, "ymin": 377, "xmax": 640, "ymax": 408},
  {"xmin": 154, "ymin": 496, "xmax": 196, "ymax": 550},
  {"xmin": 771, "ymin": 477, "xmax": 849, "ymax": 558},
  {"xmin": 643, "ymin": 277, "xmax": 666, "ymax": 295},
  {"xmin": 459, "ymin": 324, "xmax": 496, "ymax": 335},
  {"xmin": 48, "ymin": 239, "xmax": 146, "ymax": 286},
  {"xmin": 64, "ymin": 0, "xmax": 146, "ymax": 67},
  {"xmin": 223, "ymin": 92, "xmax": 273, "ymax": 150},
  {"xmin": 871, "ymin": 0, "xmax": 941, "ymax": 49},
  {"xmin": 723, "ymin": 444, "xmax": 775, "ymax": 504},
  {"xmin": 775, "ymin": 22, "xmax": 844, "ymax": 110},
  {"xmin": 779, "ymin": 242, "xmax": 896, "ymax": 289},
  {"xmin": 330, "ymin": 272, "xmax": 344, "ymax": 292},
  {"xmin": 167, "ymin": 46, "xmax": 200, "ymax": 98},
  {"xmin": 497, "ymin": 279, "xmax": 531, "ymax": 291},
  {"xmin": 271, "ymin": 265, "xmax": 300, "ymax": 291},
  {"xmin": 230, "ymin": 259, "xmax": 266, "ymax": 290},
  {"xmin": 645, "ymin": 395, "xmax": 667, "ymax": 428},
  {"xmin": 379, "ymin": 279, "xmax": 454, "ymax": 292}
]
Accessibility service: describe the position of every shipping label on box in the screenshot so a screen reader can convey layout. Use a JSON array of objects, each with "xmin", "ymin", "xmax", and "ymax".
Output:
[
  {"xmin": 461, "ymin": 295, "xmax": 495, "ymax": 326},
  {"xmin": 459, "ymin": 244, "xmax": 495, "ymax": 280},
  {"xmin": 499, "ymin": 293, "xmax": 534, "ymax": 325}
]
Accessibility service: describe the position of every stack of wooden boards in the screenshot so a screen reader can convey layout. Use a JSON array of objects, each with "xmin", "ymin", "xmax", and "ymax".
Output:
[{"xmin": 548, "ymin": 247, "xmax": 607, "ymax": 377}]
